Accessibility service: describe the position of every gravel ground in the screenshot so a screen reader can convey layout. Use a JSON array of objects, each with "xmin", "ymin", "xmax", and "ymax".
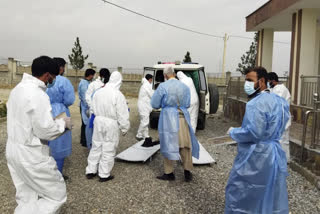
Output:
[{"xmin": 0, "ymin": 90, "xmax": 319, "ymax": 213}]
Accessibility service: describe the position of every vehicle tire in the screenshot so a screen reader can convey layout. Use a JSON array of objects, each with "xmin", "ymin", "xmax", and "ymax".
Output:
[
  {"xmin": 197, "ymin": 111, "xmax": 206, "ymax": 130},
  {"xmin": 209, "ymin": 84, "xmax": 219, "ymax": 114},
  {"xmin": 149, "ymin": 111, "xmax": 159, "ymax": 129}
]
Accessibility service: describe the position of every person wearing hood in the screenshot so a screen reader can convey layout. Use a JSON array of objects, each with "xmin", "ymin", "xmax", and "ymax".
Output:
[
  {"xmin": 177, "ymin": 71, "xmax": 199, "ymax": 133},
  {"xmin": 136, "ymin": 74, "xmax": 154, "ymax": 141},
  {"xmin": 151, "ymin": 66, "xmax": 200, "ymax": 182},
  {"xmin": 46, "ymin": 57, "xmax": 75, "ymax": 179},
  {"xmin": 6, "ymin": 56, "xmax": 72, "ymax": 213},
  {"xmin": 78, "ymin": 68, "xmax": 96, "ymax": 147},
  {"xmin": 225, "ymin": 67, "xmax": 290, "ymax": 214},
  {"xmin": 85, "ymin": 71, "xmax": 130, "ymax": 182},
  {"xmin": 85, "ymin": 68, "xmax": 110, "ymax": 148}
]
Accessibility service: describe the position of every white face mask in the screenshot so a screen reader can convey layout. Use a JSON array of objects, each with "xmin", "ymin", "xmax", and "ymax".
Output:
[{"xmin": 244, "ymin": 80, "xmax": 258, "ymax": 96}]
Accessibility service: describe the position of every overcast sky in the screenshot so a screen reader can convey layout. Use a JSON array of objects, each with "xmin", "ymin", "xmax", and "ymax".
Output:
[{"xmin": 0, "ymin": 0, "xmax": 291, "ymax": 75}]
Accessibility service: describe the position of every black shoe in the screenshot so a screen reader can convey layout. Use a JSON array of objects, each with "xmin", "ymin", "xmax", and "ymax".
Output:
[
  {"xmin": 86, "ymin": 173, "xmax": 97, "ymax": 179},
  {"xmin": 184, "ymin": 170, "xmax": 192, "ymax": 182},
  {"xmin": 63, "ymin": 175, "xmax": 69, "ymax": 181},
  {"xmin": 99, "ymin": 175, "xmax": 114, "ymax": 182},
  {"xmin": 156, "ymin": 173, "xmax": 175, "ymax": 181}
]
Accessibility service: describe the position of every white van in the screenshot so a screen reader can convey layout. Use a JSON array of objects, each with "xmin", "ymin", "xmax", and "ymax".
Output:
[{"xmin": 143, "ymin": 62, "xmax": 219, "ymax": 130}]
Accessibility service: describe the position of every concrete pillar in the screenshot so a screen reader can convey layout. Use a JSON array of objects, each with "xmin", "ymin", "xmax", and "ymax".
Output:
[
  {"xmin": 7, "ymin": 58, "xmax": 14, "ymax": 85},
  {"xmin": 225, "ymin": 71, "xmax": 231, "ymax": 85},
  {"xmin": 289, "ymin": 9, "xmax": 319, "ymax": 104},
  {"xmin": 257, "ymin": 29, "xmax": 274, "ymax": 73}
]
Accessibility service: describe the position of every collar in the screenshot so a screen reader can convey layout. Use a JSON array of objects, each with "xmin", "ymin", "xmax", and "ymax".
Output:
[{"xmin": 22, "ymin": 73, "xmax": 47, "ymax": 91}]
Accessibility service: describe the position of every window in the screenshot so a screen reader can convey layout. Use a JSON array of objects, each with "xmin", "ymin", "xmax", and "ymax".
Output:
[{"xmin": 199, "ymin": 70, "xmax": 207, "ymax": 91}]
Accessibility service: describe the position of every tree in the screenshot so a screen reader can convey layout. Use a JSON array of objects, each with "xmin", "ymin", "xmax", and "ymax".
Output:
[
  {"xmin": 236, "ymin": 32, "xmax": 258, "ymax": 74},
  {"xmin": 68, "ymin": 37, "xmax": 89, "ymax": 76},
  {"xmin": 183, "ymin": 51, "xmax": 192, "ymax": 63}
]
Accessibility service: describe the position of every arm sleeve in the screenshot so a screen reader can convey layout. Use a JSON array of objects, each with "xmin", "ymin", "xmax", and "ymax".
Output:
[
  {"xmin": 85, "ymin": 84, "xmax": 93, "ymax": 108},
  {"xmin": 79, "ymin": 83, "xmax": 89, "ymax": 108},
  {"xmin": 146, "ymin": 85, "xmax": 154, "ymax": 99},
  {"xmin": 30, "ymin": 94, "xmax": 66, "ymax": 141},
  {"xmin": 62, "ymin": 79, "xmax": 75, "ymax": 107},
  {"xmin": 116, "ymin": 93, "xmax": 130, "ymax": 133},
  {"xmin": 151, "ymin": 85, "xmax": 164, "ymax": 109},
  {"xmin": 229, "ymin": 104, "xmax": 267, "ymax": 143}
]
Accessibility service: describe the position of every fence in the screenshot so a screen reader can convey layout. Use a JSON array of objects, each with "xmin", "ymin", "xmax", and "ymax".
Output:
[{"xmin": 300, "ymin": 75, "xmax": 320, "ymax": 107}]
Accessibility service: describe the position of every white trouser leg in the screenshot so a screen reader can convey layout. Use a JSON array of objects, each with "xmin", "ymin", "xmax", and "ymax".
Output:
[
  {"xmin": 136, "ymin": 114, "xmax": 150, "ymax": 138},
  {"xmin": 280, "ymin": 129, "xmax": 290, "ymax": 162},
  {"xmin": 8, "ymin": 157, "xmax": 67, "ymax": 214},
  {"xmin": 86, "ymin": 139, "xmax": 102, "ymax": 174},
  {"xmin": 98, "ymin": 140, "xmax": 119, "ymax": 178}
]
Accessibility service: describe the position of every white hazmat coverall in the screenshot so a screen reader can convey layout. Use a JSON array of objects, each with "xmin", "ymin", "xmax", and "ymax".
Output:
[
  {"xmin": 86, "ymin": 71, "xmax": 130, "ymax": 178},
  {"xmin": 6, "ymin": 73, "xmax": 67, "ymax": 214},
  {"xmin": 136, "ymin": 78, "xmax": 154, "ymax": 139},
  {"xmin": 177, "ymin": 71, "xmax": 199, "ymax": 132},
  {"xmin": 271, "ymin": 83, "xmax": 291, "ymax": 161},
  {"xmin": 85, "ymin": 77, "xmax": 104, "ymax": 113}
]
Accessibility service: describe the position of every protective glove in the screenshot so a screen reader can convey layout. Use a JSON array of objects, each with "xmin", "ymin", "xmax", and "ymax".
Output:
[
  {"xmin": 85, "ymin": 109, "xmax": 90, "ymax": 117},
  {"xmin": 63, "ymin": 117, "xmax": 73, "ymax": 130},
  {"xmin": 226, "ymin": 127, "xmax": 234, "ymax": 135}
]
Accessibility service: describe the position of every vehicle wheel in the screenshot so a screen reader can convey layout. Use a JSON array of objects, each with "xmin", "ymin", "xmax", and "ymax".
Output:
[
  {"xmin": 197, "ymin": 111, "xmax": 206, "ymax": 130},
  {"xmin": 209, "ymin": 84, "xmax": 219, "ymax": 114},
  {"xmin": 149, "ymin": 112, "xmax": 159, "ymax": 129}
]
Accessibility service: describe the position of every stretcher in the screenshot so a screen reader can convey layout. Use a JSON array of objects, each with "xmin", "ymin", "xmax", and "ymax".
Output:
[
  {"xmin": 116, "ymin": 140, "xmax": 160, "ymax": 162},
  {"xmin": 116, "ymin": 140, "xmax": 216, "ymax": 165},
  {"xmin": 192, "ymin": 142, "xmax": 216, "ymax": 165}
]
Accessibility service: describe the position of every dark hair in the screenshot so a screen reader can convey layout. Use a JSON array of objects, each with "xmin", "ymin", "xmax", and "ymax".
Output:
[
  {"xmin": 85, "ymin": 68, "xmax": 96, "ymax": 77},
  {"xmin": 245, "ymin": 66, "xmax": 268, "ymax": 83},
  {"xmin": 145, "ymin": 74, "xmax": 153, "ymax": 80},
  {"xmin": 32, "ymin": 56, "xmax": 59, "ymax": 77},
  {"xmin": 53, "ymin": 57, "xmax": 66, "ymax": 68},
  {"xmin": 268, "ymin": 72, "xmax": 279, "ymax": 82},
  {"xmin": 99, "ymin": 68, "xmax": 110, "ymax": 84}
]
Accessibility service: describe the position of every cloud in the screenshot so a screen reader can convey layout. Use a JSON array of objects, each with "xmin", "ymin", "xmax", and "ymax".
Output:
[{"xmin": 0, "ymin": 0, "xmax": 291, "ymax": 75}]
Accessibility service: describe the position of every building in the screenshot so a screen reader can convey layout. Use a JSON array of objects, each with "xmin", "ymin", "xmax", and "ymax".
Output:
[{"xmin": 246, "ymin": 0, "xmax": 320, "ymax": 105}]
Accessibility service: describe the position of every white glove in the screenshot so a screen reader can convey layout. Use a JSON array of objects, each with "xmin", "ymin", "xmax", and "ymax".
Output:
[
  {"xmin": 85, "ymin": 109, "xmax": 90, "ymax": 117},
  {"xmin": 226, "ymin": 127, "xmax": 234, "ymax": 135},
  {"xmin": 63, "ymin": 117, "xmax": 73, "ymax": 130}
]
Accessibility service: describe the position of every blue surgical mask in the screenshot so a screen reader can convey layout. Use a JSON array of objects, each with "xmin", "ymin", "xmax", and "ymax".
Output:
[
  {"xmin": 47, "ymin": 79, "xmax": 56, "ymax": 88},
  {"xmin": 244, "ymin": 80, "xmax": 257, "ymax": 96}
]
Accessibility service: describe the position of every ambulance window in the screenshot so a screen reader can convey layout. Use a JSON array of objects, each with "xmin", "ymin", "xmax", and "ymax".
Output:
[{"xmin": 199, "ymin": 70, "xmax": 206, "ymax": 91}]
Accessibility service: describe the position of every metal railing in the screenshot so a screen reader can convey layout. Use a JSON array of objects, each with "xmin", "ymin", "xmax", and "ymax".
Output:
[
  {"xmin": 300, "ymin": 93, "xmax": 320, "ymax": 163},
  {"xmin": 300, "ymin": 75, "xmax": 320, "ymax": 107},
  {"xmin": 226, "ymin": 76, "xmax": 248, "ymax": 101}
]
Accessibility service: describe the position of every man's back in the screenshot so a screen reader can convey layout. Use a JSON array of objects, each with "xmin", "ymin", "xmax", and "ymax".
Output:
[
  {"xmin": 272, "ymin": 84, "xmax": 291, "ymax": 103},
  {"xmin": 152, "ymin": 79, "xmax": 190, "ymax": 109},
  {"xmin": 7, "ymin": 73, "xmax": 57, "ymax": 146}
]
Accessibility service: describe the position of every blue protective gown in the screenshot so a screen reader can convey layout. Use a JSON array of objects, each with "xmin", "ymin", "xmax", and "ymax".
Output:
[
  {"xmin": 78, "ymin": 79, "xmax": 90, "ymax": 125},
  {"xmin": 151, "ymin": 78, "xmax": 199, "ymax": 160},
  {"xmin": 225, "ymin": 91, "xmax": 290, "ymax": 214},
  {"xmin": 46, "ymin": 75, "xmax": 75, "ymax": 159}
]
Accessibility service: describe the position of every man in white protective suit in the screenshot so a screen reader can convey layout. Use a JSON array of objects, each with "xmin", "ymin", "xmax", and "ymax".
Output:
[
  {"xmin": 6, "ymin": 56, "xmax": 73, "ymax": 214},
  {"xmin": 177, "ymin": 71, "xmax": 199, "ymax": 132},
  {"xmin": 136, "ymin": 74, "xmax": 154, "ymax": 141},
  {"xmin": 268, "ymin": 72, "xmax": 291, "ymax": 162},
  {"xmin": 85, "ymin": 68, "xmax": 111, "ymax": 148},
  {"xmin": 85, "ymin": 71, "xmax": 130, "ymax": 182}
]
